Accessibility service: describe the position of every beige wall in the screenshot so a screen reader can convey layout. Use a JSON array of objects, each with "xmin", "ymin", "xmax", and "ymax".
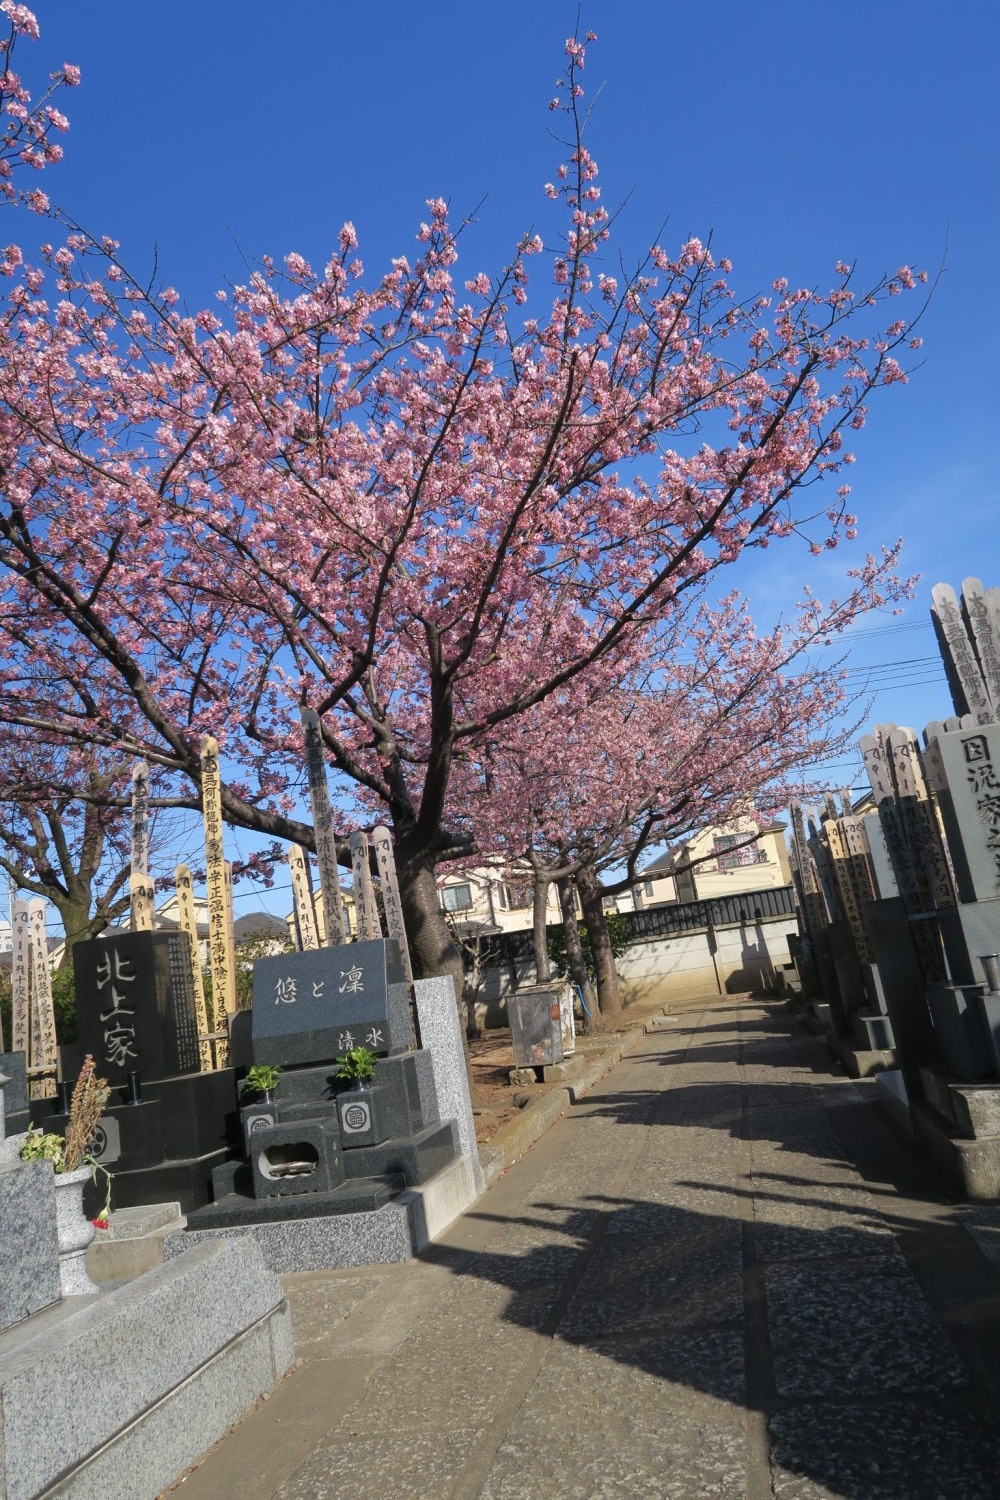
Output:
[{"xmin": 469, "ymin": 909, "xmax": 799, "ymax": 1027}]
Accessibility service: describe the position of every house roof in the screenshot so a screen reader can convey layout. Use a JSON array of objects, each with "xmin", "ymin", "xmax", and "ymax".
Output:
[{"xmin": 234, "ymin": 912, "xmax": 289, "ymax": 941}]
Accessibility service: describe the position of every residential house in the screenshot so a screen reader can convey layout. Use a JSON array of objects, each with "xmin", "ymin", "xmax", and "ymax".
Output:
[
  {"xmin": 437, "ymin": 863, "xmax": 562, "ymax": 936},
  {"xmin": 639, "ymin": 816, "xmax": 791, "ymax": 905}
]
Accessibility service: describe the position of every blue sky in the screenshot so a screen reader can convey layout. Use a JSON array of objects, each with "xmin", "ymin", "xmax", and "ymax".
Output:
[{"xmin": 9, "ymin": 2, "xmax": 1000, "ymax": 907}]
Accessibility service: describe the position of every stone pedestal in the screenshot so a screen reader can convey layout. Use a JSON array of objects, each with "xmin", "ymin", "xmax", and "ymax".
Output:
[
  {"xmin": 926, "ymin": 982, "xmax": 994, "ymax": 1080},
  {"xmin": 0, "ymin": 1160, "xmax": 60, "ymax": 1333},
  {"xmin": 866, "ymin": 898, "xmax": 942, "ymax": 1099},
  {"xmin": 938, "ymin": 899, "xmax": 1000, "ymax": 987}
]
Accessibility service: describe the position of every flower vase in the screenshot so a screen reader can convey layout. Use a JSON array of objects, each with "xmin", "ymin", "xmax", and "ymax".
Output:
[{"xmin": 54, "ymin": 1165, "xmax": 99, "ymax": 1296}]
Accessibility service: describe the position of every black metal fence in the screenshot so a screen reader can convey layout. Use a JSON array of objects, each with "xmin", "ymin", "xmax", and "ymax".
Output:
[{"xmin": 479, "ymin": 884, "xmax": 797, "ymax": 968}]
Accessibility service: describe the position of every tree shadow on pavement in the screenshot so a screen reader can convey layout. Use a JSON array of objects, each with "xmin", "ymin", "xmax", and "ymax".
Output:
[
  {"xmin": 444, "ymin": 1183, "xmax": 1000, "ymax": 1499},
  {"xmin": 432, "ymin": 1003, "xmax": 1000, "ymax": 1498}
]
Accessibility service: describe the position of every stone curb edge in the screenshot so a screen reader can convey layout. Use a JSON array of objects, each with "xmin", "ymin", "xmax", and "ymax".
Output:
[{"xmin": 478, "ymin": 1024, "xmax": 648, "ymax": 1188}]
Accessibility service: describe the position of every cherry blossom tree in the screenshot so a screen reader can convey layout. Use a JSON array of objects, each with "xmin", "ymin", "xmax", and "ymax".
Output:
[
  {"xmin": 0, "ymin": 2, "xmax": 79, "ymax": 213},
  {"xmin": 449, "ymin": 592, "xmax": 874, "ymax": 1018},
  {"xmin": 0, "ymin": 29, "xmax": 924, "ymax": 995}
]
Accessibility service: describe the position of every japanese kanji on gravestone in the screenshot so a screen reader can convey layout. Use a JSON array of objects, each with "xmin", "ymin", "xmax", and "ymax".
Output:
[
  {"xmin": 250, "ymin": 937, "xmax": 414, "ymax": 1066},
  {"xmin": 74, "ymin": 932, "xmax": 202, "ymax": 1087},
  {"xmin": 925, "ymin": 721, "xmax": 1000, "ymax": 904}
]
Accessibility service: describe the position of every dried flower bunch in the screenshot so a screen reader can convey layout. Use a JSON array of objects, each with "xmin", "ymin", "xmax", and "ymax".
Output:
[{"xmin": 62, "ymin": 1054, "xmax": 110, "ymax": 1173}]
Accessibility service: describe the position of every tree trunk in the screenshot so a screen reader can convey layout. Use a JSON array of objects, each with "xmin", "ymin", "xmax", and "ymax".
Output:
[
  {"xmin": 576, "ymin": 862, "xmax": 622, "ymax": 1018},
  {"xmin": 464, "ymin": 934, "xmax": 484, "ymax": 1040},
  {"xmin": 557, "ymin": 877, "xmax": 598, "ymax": 1030},
  {"xmin": 395, "ymin": 845, "xmax": 464, "ymax": 996},
  {"xmin": 51, "ymin": 895, "xmax": 99, "ymax": 969},
  {"xmin": 393, "ymin": 838, "xmax": 482, "ymax": 1106},
  {"xmin": 532, "ymin": 875, "xmax": 551, "ymax": 983}
]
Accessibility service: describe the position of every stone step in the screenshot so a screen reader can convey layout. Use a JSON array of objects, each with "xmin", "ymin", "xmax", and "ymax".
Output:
[{"xmin": 0, "ymin": 1238, "xmax": 292, "ymax": 1500}]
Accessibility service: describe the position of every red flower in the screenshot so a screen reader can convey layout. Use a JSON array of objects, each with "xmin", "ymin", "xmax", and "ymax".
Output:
[{"xmin": 92, "ymin": 1217, "xmax": 109, "ymax": 1230}]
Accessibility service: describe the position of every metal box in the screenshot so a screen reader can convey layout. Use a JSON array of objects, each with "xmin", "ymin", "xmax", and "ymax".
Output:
[{"xmin": 508, "ymin": 986, "xmax": 565, "ymax": 1068}]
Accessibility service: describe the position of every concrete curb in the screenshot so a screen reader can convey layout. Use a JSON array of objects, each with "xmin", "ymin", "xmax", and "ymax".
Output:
[{"xmin": 479, "ymin": 1024, "xmax": 648, "ymax": 1187}]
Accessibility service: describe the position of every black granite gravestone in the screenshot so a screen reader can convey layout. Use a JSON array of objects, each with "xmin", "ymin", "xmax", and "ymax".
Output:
[
  {"xmin": 74, "ymin": 933, "xmax": 201, "ymax": 1086},
  {"xmin": 250, "ymin": 938, "xmax": 414, "ymax": 1066}
]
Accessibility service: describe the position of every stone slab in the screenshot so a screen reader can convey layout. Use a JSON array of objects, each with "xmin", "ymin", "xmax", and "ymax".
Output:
[
  {"xmin": 872, "ymin": 1068, "xmax": 916, "ymax": 1142},
  {"xmin": 938, "ymin": 898, "xmax": 1000, "ymax": 988},
  {"xmin": 926, "ymin": 980, "xmax": 994, "ymax": 1079},
  {"xmin": 173, "ymin": 1151, "xmax": 479, "ymax": 1273},
  {"xmin": 927, "ymin": 721, "xmax": 1000, "ymax": 903},
  {"xmin": 0, "ymin": 1160, "xmax": 60, "ymax": 1334},
  {"xmin": 43, "ymin": 1310, "xmax": 292, "ymax": 1500},
  {"xmin": 399, "ymin": 1153, "xmax": 480, "ymax": 1250},
  {"xmin": 167, "ymin": 1198, "xmax": 417, "ymax": 1272},
  {"xmin": 91, "ymin": 1146, "xmax": 231, "ymax": 1217},
  {"xmin": 950, "ymin": 1082, "xmax": 1000, "ymax": 1139},
  {"xmin": 911, "ymin": 1098, "xmax": 1000, "ymax": 1198},
  {"xmin": 0, "ymin": 1052, "xmax": 28, "ymax": 1120},
  {"xmin": 96, "ymin": 1201, "xmax": 183, "ymax": 1240},
  {"xmin": 0, "ymin": 1237, "xmax": 290, "ymax": 1500},
  {"xmin": 86, "ymin": 1201, "xmax": 186, "ymax": 1285},
  {"xmin": 188, "ymin": 1174, "xmax": 399, "ymax": 1230},
  {"xmin": 853, "ymin": 1008, "xmax": 894, "ymax": 1051},
  {"xmin": 834, "ymin": 1038, "xmax": 896, "ymax": 1078},
  {"xmin": 414, "ymin": 976, "xmax": 484, "ymax": 1193},
  {"xmin": 340, "ymin": 1119, "xmax": 460, "ymax": 1186}
]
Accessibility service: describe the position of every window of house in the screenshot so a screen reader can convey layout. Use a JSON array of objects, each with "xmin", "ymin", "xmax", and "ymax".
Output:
[
  {"xmin": 442, "ymin": 883, "xmax": 473, "ymax": 912},
  {"xmin": 642, "ymin": 880, "xmax": 654, "ymax": 897},
  {"xmin": 713, "ymin": 834, "xmax": 765, "ymax": 871},
  {"xmin": 507, "ymin": 880, "xmax": 534, "ymax": 910},
  {"xmin": 496, "ymin": 883, "xmax": 509, "ymax": 910}
]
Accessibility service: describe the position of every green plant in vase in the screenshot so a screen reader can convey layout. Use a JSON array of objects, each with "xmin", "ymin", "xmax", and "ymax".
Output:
[
  {"xmin": 240, "ymin": 1064, "xmax": 281, "ymax": 1101},
  {"xmin": 336, "ymin": 1045, "xmax": 377, "ymax": 1089}
]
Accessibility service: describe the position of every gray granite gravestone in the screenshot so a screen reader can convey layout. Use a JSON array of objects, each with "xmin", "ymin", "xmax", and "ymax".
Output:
[
  {"xmin": 924, "ymin": 721, "xmax": 1000, "ymax": 904},
  {"xmin": 250, "ymin": 937, "xmax": 414, "ymax": 1065},
  {"xmin": 0, "ymin": 1074, "xmax": 61, "ymax": 1332},
  {"xmin": 0, "ymin": 1052, "xmax": 28, "ymax": 1137}
]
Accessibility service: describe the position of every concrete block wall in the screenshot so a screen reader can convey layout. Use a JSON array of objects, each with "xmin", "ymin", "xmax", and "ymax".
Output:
[{"xmin": 472, "ymin": 915, "xmax": 799, "ymax": 1022}]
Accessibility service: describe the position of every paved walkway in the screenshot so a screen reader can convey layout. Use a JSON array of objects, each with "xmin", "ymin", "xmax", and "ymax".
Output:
[{"xmin": 173, "ymin": 999, "xmax": 1000, "ymax": 1499}]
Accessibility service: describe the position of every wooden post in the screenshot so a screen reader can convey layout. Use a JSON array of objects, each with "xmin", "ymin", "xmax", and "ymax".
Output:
[
  {"xmin": 11, "ymin": 899, "xmax": 30, "ymax": 1059},
  {"xmin": 288, "ymin": 845, "xmax": 320, "ymax": 950},
  {"xmin": 175, "ymin": 863, "xmax": 214, "ymax": 1070},
  {"xmin": 201, "ymin": 736, "xmax": 236, "ymax": 1065},
  {"xmin": 27, "ymin": 899, "xmax": 58, "ymax": 1099},
  {"xmin": 301, "ymin": 708, "xmax": 346, "ymax": 944},
  {"xmin": 350, "ymin": 832, "xmax": 382, "ymax": 941},
  {"xmin": 372, "ymin": 826, "xmax": 414, "ymax": 986}
]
